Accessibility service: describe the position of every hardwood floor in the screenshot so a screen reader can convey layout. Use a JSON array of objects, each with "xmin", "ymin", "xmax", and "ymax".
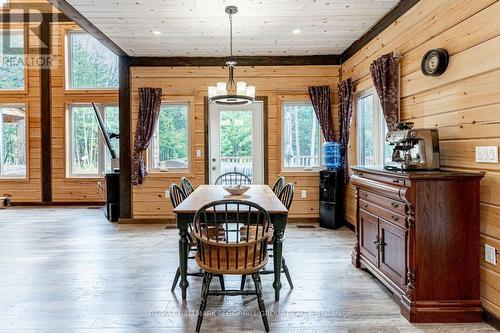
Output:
[{"xmin": 0, "ymin": 207, "xmax": 496, "ymax": 332}]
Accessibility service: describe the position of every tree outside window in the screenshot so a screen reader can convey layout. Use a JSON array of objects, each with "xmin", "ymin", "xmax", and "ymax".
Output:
[
  {"xmin": 0, "ymin": 105, "xmax": 26, "ymax": 177},
  {"xmin": 68, "ymin": 104, "xmax": 119, "ymax": 177},
  {"xmin": 0, "ymin": 30, "xmax": 24, "ymax": 90},
  {"xmin": 282, "ymin": 102, "xmax": 321, "ymax": 170},
  {"xmin": 68, "ymin": 31, "xmax": 118, "ymax": 89},
  {"xmin": 150, "ymin": 103, "xmax": 189, "ymax": 170}
]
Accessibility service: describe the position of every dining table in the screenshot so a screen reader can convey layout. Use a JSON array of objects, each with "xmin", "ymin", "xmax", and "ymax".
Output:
[{"xmin": 173, "ymin": 184, "xmax": 289, "ymax": 301}]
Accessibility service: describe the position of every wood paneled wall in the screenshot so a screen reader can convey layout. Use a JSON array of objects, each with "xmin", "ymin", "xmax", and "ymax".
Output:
[
  {"xmin": 340, "ymin": 0, "xmax": 500, "ymax": 318},
  {"xmin": 0, "ymin": 0, "xmax": 118, "ymax": 203},
  {"xmin": 50, "ymin": 22, "xmax": 118, "ymax": 202},
  {"xmin": 130, "ymin": 66, "xmax": 340, "ymax": 220}
]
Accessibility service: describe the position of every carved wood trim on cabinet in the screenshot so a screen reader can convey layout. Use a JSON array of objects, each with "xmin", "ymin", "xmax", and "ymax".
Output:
[{"xmin": 351, "ymin": 166, "xmax": 484, "ymax": 323}]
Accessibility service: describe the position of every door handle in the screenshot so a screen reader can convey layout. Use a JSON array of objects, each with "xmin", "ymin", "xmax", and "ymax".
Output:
[{"xmin": 211, "ymin": 166, "xmax": 216, "ymax": 170}]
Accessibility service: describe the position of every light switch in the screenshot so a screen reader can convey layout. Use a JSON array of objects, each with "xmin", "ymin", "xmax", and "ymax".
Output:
[
  {"xmin": 485, "ymin": 244, "xmax": 497, "ymax": 265},
  {"xmin": 301, "ymin": 190, "xmax": 307, "ymax": 198},
  {"xmin": 196, "ymin": 149, "xmax": 203, "ymax": 158},
  {"xmin": 165, "ymin": 190, "xmax": 170, "ymax": 198},
  {"xmin": 476, "ymin": 146, "xmax": 498, "ymax": 163}
]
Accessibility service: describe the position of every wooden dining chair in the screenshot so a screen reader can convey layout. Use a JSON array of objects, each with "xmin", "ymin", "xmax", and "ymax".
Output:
[
  {"xmin": 272, "ymin": 176, "xmax": 286, "ymax": 196},
  {"xmin": 215, "ymin": 171, "xmax": 251, "ymax": 185},
  {"xmin": 180, "ymin": 177, "xmax": 194, "ymax": 196},
  {"xmin": 193, "ymin": 200, "xmax": 271, "ymax": 332},
  {"xmin": 240, "ymin": 183, "xmax": 295, "ymax": 290},
  {"xmin": 169, "ymin": 183, "xmax": 225, "ymax": 292}
]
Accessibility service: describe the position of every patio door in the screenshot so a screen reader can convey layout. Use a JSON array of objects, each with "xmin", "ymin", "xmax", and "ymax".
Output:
[{"xmin": 209, "ymin": 101, "xmax": 264, "ymax": 184}]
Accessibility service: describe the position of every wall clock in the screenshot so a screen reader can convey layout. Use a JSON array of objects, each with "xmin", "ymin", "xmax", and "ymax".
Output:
[{"xmin": 421, "ymin": 48, "xmax": 449, "ymax": 76}]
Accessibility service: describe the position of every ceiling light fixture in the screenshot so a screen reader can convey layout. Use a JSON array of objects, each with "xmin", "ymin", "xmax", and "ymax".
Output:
[
  {"xmin": 292, "ymin": 29, "xmax": 301, "ymax": 34},
  {"xmin": 152, "ymin": 30, "xmax": 162, "ymax": 35},
  {"xmin": 207, "ymin": 6, "xmax": 255, "ymax": 105}
]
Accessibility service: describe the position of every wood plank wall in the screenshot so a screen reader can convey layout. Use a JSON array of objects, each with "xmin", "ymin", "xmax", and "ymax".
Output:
[
  {"xmin": 340, "ymin": 0, "xmax": 500, "ymax": 318},
  {"xmin": 50, "ymin": 22, "xmax": 118, "ymax": 202},
  {"xmin": 0, "ymin": 0, "xmax": 118, "ymax": 203},
  {"xmin": 0, "ymin": 0, "xmax": 51, "ymax": 202},
  {"xmin": 130, "ymin": 66, "xmax": 340, "ymax": 220}
]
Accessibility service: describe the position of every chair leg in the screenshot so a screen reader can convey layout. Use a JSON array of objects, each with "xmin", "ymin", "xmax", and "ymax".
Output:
[
  {"xmin": 218, "ymin": 274, "xmax": 225, "ymax": 291},
  {"xmin": 171, "ymin": 267, "xmax": 180, "ymax": 291},
  {"xmin": 252, "ymin": 273, "xmax": 270, "ymax": 332},
  {"xmin": 240, "ymin": 274, "xmax": 246, "ymax": 291},
  {"xmin": 282, "ymin": 257, "xmax": 294, "ymax": 289},
  {"xmin": 196, "ymin": 272, "xmax": 213, "ymax": 333}
]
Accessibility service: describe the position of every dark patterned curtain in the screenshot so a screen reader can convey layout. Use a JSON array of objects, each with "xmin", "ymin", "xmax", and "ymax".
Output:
[
  {"xmin": 338, "ymin": 78, "xmax": 354, "ymax": 184},
  {"xmin": 369, "ymin": 52, "xmax": 400, "ymax": 130},
  {"xmin": 308, "ymin": 86, "xmax": 336, "ymax": 142},
  {"xmin": 132, "ymin": 88, "xmax": 162, "ymax": 185}
]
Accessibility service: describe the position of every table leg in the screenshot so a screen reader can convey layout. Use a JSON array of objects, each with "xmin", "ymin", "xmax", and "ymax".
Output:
[
  {"xmin": 272, "ymin": 214, "xmax": 286, "ymax": 302},
  {"xmin": 177, "ymin": 213, "xmax": 190, "ymax": 300}
]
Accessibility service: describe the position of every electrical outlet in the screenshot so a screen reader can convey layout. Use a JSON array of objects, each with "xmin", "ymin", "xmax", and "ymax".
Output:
[
  {"xmin": 301, "ymin": 190, "xmax": 307, "ymax": 199},
  {"xmin": 196, "ymin": 149, "xmax": 202, "ymax": 158},
  {"xmin": 476, "ymin": 146, "xmax": 499, "ymax": 163},
  {"xmin": 165, "ymin": 190, "xmax": 170, "ymax": 198},
  {"xmin": 485, "ymin": 244, "xmax": 497, "ymax": 265}
]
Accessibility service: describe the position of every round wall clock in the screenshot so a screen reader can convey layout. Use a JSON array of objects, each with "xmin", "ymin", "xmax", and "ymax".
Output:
[{"xmin": 421, "ymin": 48, "xmax": 449, "ymax": 76}]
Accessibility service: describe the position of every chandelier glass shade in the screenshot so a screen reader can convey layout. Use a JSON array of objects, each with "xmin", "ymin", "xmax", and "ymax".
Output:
[{"xmin": 208, "ymin": 6, "xmax": 255, "ymax": 105}]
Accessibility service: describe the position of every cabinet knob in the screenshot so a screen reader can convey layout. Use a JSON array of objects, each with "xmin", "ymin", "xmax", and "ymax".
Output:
[
  {"xmin": 391, "ymin": 215, "xmax": 400, "ymax": 222},
  {"xmin": 391, "ymin": 202, "xmax": 400, "ymax": 209},
  {"xmin": 361, "ymin": 203, "xmax": 368, "ymax": 209},
  {"xmin": 361, "ymin": 192, "xmax": 368, "ymax": 198}
]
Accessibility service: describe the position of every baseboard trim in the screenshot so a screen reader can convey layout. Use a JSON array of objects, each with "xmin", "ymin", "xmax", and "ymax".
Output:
[
  {"xmin": 117, "ymin": 217, "xmax": 177, "ymax": 225},
  {"xmin": 344, "ymin": 220, "xmax": 355, "ymax": 232},
  {"xmin": 485, "ymin": 310, "xmax": 500, "ymax": 331},
  {"xmin": 287, "ymin": 218, "xmax": 319, "ymax": 224},
  {"xmin": 11, "ymin": 201, "xmax": 105, "ymax": 207}
]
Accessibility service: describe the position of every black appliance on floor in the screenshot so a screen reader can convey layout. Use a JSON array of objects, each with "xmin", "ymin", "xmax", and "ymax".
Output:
[
  {"xmin": 319, "ymin": 169, "xmax": 344, "ymax": 229},
  {"xmin": 105, "ymin": 171, "xmax": 120, "ymax": 222}
]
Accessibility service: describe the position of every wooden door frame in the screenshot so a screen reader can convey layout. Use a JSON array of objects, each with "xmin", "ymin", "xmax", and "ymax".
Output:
[{"xmin": 204, "ymin": 96, "xmax": 268, "ymax": 185}]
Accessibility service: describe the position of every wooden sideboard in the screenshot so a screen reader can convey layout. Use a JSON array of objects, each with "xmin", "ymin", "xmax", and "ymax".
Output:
[{"xmin": 351, "ymin": 166, "xmax": 484, "ymax": 323}]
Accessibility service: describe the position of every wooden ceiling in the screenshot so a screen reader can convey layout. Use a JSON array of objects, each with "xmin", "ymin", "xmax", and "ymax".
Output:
[{"xmin": 65, "ymin": 0, "xmax": 399, "ymax": 57}]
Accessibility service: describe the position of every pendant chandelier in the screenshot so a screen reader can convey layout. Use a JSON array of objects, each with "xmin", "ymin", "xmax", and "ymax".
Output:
[{"xmin": 208, "ymin": 6, "xmax": 255, "ymax": 105}]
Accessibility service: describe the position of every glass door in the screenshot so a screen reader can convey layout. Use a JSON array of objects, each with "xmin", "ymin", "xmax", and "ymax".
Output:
[{"xmin": 209, "ymin": 101, "xmax": 264, "ymax": 184}]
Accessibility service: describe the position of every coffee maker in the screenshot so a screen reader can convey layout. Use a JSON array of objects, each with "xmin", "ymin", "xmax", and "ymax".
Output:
[{"xmin": 385, "ymin": 122, "xmax": 440, "ymax": 170}]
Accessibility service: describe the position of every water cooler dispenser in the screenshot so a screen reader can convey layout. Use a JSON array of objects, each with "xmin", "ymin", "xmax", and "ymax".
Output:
[{"xmin": 320, "ymin": 142, "xmax": 344, "ymax": 229}]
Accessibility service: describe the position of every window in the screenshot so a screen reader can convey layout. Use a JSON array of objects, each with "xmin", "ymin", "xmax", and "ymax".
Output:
[
  {"xmin": 68, "ymin": 104, "xmax": 119, "ymax": 177},
  {"xmin": 150, "ymin": 103, "xmax": 189, "ymax": 171},
  {"xmin": 67, "ymin": 31, "xmax": 119, "ymax": 89},
  {"xmin": 356, "ymin": 89, "xmax": 390, "ymax": 166},
  {"xmin": 0, "ymin": 105, "xmax": 26, "ymax": 177},
  {"xmin": 0, "ymin": 1, "xmax": 9, "ymax": 10},
  {"xmin": 282, "ymin": 101, "xmax": 322, "ymax": 170},
  {"xmin": 0, "ymin": 30, "xmax": 24, "ymax": 90}
]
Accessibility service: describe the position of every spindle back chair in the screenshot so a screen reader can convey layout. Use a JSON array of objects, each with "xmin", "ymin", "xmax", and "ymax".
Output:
[
  {"xmin": 193, "ymin": 199, "xmax": 271, "ymax": 332},
  {"xmin": 180, "ymin": 177, "xmax": 195, "ymax": 196},
  {"xmin": 272, "ymin": 176, "xmax": 286, "ymax": 196},
  {"xmin": 214, "ymin": 172, "xmax": 251, "ymax": 186}
]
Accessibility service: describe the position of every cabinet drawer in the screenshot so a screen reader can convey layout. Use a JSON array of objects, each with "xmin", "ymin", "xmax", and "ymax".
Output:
[
  {"xmin": 359, "ymin": 199, "xmax": 406, "ymax": 229},
  {"xmin": 359, "ymin": 189, "xmax": 406, "ymax": 215}
]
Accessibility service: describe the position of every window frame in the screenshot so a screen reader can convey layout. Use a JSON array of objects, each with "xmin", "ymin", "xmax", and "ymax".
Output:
[
  {"xmin": 356, "ymin": 88, "xmax": 386, "ymax": 166},
  {"xmin": 65, "ymin": 30, "xmax": 119, "ymax": 92},
  {"xmin": 0, "ymin": 103, "xmax": 27, "ymax": 179},
  {"xmin": 147, "ymin": 100, "xmax": 192, "ymax": 173},
  {"xmin": 0, "ymin": 28, "xmax": 27, "ymax": 93},
  {"xmin": 66, "ymin": 103, "xmax": 118, "ymax": 178},
  {"xmin": 280, "ymin": 98, "xmax": 323, "ymax": 172}
]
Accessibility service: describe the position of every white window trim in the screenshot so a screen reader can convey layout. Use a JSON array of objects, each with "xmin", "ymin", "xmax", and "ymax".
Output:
[
  {"xmin": 281, "ymin": 101, "xmax": 323, "ymax": 172},
  {"xmin": 65, "ymin": 30, "xmax": 118, "ymax": 91},
  {"xmin": 0, "ymin": 104, "xmax": 27, "ymax": 179},
  {"xmin": 66, "ymin": 103, "xmax": 117, "ymax": 178},
  {"xmin": 148, "ymin": 101, "xmax": 191, "ymax": 173},
  {"xmin": 356, "ymin": 88, "xmax": 386, "ymax": 166}
]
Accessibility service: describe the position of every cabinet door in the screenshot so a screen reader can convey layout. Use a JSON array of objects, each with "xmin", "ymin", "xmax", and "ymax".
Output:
[
  {"xmin": 359, "ymin": 209, "xmax": 379, "ymax": 266},
  {"xmin": 379, "ymin": 219, "xmax": 407, "ymax": 288}
]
